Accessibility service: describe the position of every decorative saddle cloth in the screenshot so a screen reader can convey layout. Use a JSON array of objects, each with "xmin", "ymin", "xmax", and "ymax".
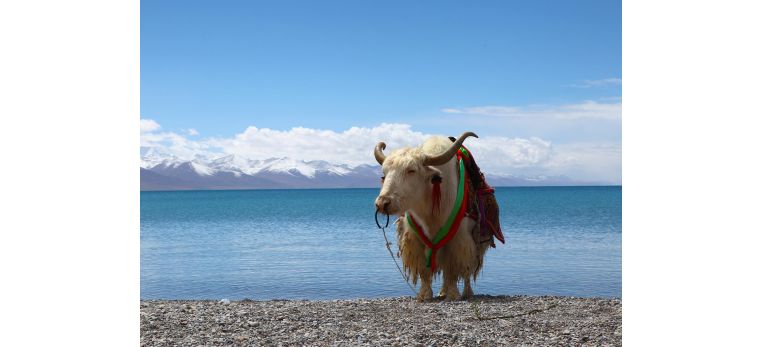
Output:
[{"xmin": 450, "ymin": 137, "xmax": 506, "ymax": 248}]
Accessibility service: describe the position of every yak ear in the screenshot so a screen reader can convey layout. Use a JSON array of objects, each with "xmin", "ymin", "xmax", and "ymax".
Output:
[{"xmin": 423, "ymin": 165, "xmax": 442, "ymax": 178}]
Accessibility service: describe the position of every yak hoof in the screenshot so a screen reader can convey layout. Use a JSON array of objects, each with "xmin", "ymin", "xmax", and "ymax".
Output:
[
  {"xmin": 462, "ymin": 287, "xmax": 474, "ymax": 300},
  {"xmin": 437, "ymin": 287, "xmax": 447, "ymax": 298},
  {"xmin": 443, "ymin": 289, "xmax": 460, "ymax": 302},
  {"xmin": 417, "ymin": 288, "xmax": 433, "ymax": 302}
]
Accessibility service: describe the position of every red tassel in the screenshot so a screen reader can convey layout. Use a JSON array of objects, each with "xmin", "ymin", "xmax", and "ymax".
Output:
[{"xmin": 431, "ymin": 180, "xmax": 441, "ymax": 215}]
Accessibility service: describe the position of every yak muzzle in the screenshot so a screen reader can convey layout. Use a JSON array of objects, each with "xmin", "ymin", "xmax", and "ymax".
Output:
[
  {"xmin": 374, "ymin": 195, "xmax": 400, "ymax": 215},
  {"xmin": 375, "ymin": 196, "xmax": 391, "ymax": 212}
]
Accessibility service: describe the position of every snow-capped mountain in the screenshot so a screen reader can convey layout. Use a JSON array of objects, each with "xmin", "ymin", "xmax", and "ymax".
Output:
[
  {"xmin": 139, "ymin": 147, "xmax": 594, "ymax": 191},
  {"xmin": 140, "ymin": 148, "xmax": 381, "ymax": 190}
]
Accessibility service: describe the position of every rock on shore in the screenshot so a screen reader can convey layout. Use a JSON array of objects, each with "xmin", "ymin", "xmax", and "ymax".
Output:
[{"xmin": 140, "ymin": 295, "xmax": 621, "ymax": 346}]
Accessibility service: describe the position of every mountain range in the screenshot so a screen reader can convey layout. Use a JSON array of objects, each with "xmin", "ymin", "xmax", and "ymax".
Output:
[{"xmin": 140, "ymin": 147, "xmax": 594, "ymax": 191}]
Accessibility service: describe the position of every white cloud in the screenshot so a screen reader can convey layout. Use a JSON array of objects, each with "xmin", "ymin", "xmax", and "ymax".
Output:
[
  {"xmin": 545, "ymin": 142, "xmax": 622, "ymax": 183},
  {"xmin": 205, "ymin": 123, "xmax": 429, "ymax": 167},
  {"xmin": 572, "ymin": 78, "xmax": 622, "ymax": 88},
  {"xmin": 139, "ymin": 120, "xmax": 213, "ymax": 159},
  {"xmin": 442, "ymin": 100, "xmax": 621, "ymax": 120},
  {"xmin": 140, "ymin": 119, "xmax": 621, "ymax": 183},
  {"xmin": 140, "ymin": 119, "xmax": 161, "ymax": 133},
  {"xmin": 186, "ymin": 128, "xmax": 199, "ymax": 136},
  {"xmin": 466, "ymin": 137, "xmax": 553, "ymax": 169}
]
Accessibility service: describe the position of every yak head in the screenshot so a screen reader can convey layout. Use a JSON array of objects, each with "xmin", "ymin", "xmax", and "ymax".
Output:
[{"xmin": 373, "ymin": 132, "xmax": 477, "ymax": 216}]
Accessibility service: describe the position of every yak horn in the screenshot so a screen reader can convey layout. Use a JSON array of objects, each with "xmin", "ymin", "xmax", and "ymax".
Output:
[
  {"xmin": 423, "ymin": 131, "xmax": 478, "ymax": 166},
  {"xmin": 374, "ymin": 142, "xmax": 387, "ymax": 164}
]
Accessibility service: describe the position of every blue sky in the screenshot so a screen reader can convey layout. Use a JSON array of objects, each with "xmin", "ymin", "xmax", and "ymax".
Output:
[{"xmin": 141, "ymin": 0, "xmax": 621, "ymax": 183}]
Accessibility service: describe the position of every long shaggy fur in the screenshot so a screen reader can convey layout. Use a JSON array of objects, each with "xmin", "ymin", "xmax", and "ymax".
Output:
[{"xmin": 387, "ymin": 136, "xmax": 491, "ymax": 301}]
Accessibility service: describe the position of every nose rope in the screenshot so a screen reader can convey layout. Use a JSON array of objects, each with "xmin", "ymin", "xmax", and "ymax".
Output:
[
  {"xmin": 374, "ymin": 209, "xmax": 390, "ymax": 229},
  {"xmin": 375, "ymin": 209, "xmax": 417, "ymax": 296}
]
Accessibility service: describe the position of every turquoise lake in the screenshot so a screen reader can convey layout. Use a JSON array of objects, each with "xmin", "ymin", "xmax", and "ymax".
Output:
[{"xmin": 141, "ymin": 186, "xmax": 621, "ymax": 299}]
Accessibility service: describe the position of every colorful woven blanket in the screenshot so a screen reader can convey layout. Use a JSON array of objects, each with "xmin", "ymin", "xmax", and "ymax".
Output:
[{"xmin": 449, "ymin": 137, "xmax": 506, "ymax": 248}]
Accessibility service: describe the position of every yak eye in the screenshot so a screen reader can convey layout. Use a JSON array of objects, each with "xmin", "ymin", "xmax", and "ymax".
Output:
[
  {"xmin": 407, "ymin": 169, "xmax": 416, "ymax": 174},
  {"xmin": 381, "ymin": 176, "xmax": 385, "ymax": 181}
]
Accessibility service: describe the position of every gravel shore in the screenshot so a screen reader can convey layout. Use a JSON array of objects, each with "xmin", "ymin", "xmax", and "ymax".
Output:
[{"xmin": 141, "ymin": 296, "xmax": 621, "ymax": 346}]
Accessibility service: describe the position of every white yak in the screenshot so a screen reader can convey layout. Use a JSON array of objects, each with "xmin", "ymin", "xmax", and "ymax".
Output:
[{"xmin": 374, "ymin": 132, "xmax": 503, "ymax": 301}]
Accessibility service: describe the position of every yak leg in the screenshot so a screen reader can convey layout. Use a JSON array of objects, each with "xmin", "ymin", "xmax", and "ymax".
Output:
[
  {"xmin": 436, "ymin": 270, "xmax": 457, "ymax": 298},
  {"xmin": 417, "ymin": 273, "xmax": 433, "ymax": 302},
  {"xmin": 462, "ymin": 277, "xmax": 474, "ymax": 299},
  {"xmin": 441, "ymin": 270, "xmax": 460, "ymax": 301}
]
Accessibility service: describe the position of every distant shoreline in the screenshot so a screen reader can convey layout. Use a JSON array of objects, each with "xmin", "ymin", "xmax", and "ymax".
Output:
[
  {"xmin": 141, "ymin": 295, "xmax": 622, "ymax": 346},
  {"xmin": 140, "ymin": 185, "xmax": 623, "ymax": 193}
]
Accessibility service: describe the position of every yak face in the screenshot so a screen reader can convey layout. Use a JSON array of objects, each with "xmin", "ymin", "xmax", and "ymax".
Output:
[{"xmin": 374, "ymin": 149, "xmax": 441, "ymax": 215}]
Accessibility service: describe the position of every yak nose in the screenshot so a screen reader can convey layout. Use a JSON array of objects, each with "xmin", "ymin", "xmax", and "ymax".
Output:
[{"xmin": 375, "ymin": 196, "xmax": 391, "ymax": 212}]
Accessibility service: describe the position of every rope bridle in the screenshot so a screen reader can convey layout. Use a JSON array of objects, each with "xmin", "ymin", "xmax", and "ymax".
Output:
[{"xmin": 374, "ymin": 209, "xmax": 417, "ymax": 295}]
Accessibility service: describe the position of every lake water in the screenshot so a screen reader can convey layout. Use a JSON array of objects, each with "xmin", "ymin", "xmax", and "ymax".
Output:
[{"xmin": 141, "ymin": 186, "xmax": 621, "ymax": 300}]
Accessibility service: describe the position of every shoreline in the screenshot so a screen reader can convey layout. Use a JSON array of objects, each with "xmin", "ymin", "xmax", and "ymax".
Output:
[{"xmin": 141, "ymin": 295, "xmax": 621, "ymax": 346}]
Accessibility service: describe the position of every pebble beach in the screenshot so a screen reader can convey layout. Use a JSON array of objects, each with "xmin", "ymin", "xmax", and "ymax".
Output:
[{"xmin": 140, "ymin": 295, "xmax": 621, "ymax": 346}]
